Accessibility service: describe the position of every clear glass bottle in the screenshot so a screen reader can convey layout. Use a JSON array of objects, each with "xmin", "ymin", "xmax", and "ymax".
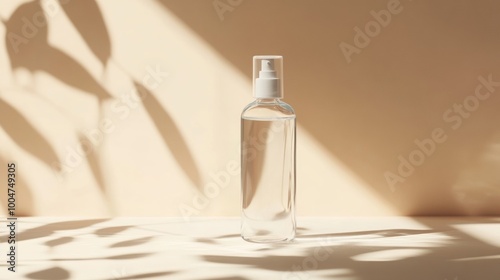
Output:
[{"xmin": 241, "ymin": 56, "xmax": 296, "ymax": 243}]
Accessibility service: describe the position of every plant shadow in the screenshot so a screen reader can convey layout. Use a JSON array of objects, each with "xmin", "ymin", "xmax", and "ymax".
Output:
[
  {"xmin": 0, "ymin": 97, "xmax": 60, "ymax": 170},
  {"xmin": 204, "ymin": 218, "xmax": 500, "ymax": 279},
  {"xmin": 26, "ymin": 266, "xmax": 70, "ymax": 280},
  {"xmin": 134, "ymin": 81, "xmax": 202, "ymax": 189},
  {"xmin": 2, "ymin": 0, "xmax": 204, "ymax": 208},
  {"xmin": 2, "ymin": 219, "xmax": 109, "ymax": 244}
]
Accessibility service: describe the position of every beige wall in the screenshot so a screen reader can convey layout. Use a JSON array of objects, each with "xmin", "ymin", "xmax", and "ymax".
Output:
[{"xmin": 0, "ymin": 0, "xmax": 499, "ymax": 217}]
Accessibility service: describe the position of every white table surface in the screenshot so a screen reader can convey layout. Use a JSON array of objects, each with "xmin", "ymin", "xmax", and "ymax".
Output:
[{"xmin": 1, "ymin": 217, "xmax": 499, "ymax": 280}]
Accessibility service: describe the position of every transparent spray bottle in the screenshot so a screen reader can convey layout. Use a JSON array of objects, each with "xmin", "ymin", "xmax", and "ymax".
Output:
[{"xmin": 241, "ymin": 56, "xmax": 296, "ymax": 243}]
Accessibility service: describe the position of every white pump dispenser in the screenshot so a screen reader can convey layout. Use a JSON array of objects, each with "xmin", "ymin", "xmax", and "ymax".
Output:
[{"xmin": 253, "ymin": 56, "xmax": 284, "ymax": 99}]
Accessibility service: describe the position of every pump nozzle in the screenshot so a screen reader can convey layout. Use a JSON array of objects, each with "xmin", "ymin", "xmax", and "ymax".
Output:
[
  {"xmin": 253, "ymin": 56, "xmax": 283, "ymax": 98},
  {"xmin": 259, "ymin": 60, "xmax": 277, "ymax": 79}
]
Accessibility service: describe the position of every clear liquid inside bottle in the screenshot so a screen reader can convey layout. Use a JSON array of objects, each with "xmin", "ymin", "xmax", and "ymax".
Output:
[{"xmin": 241, "ymin": 99, "xmax": 296, "ymax": 243}]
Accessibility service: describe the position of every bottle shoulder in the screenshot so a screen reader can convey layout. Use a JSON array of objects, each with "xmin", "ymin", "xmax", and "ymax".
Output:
[{"xmin": 242, "ymin": 99, "xmax": 295, "ymax": 120}]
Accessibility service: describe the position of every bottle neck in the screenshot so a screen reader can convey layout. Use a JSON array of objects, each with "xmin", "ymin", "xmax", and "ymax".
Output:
[{"xmin": 256, "ymin": 98, "xmax": 280, "ymax": 104}]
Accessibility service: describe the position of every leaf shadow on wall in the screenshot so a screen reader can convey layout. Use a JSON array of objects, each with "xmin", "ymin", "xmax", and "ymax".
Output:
[
  {"xmin": 60, "ymin": 0, "xmax": 203, "ymax": 189},
  {"xmin": 134, "ymin": 81, "xmax": 202, "ymax": 189},
  {"xmin": 58, "ymin": 0, "xmax": 111, "ymax": 67},
  {"xmin": 0, "ymin": 97, "xmax": 60, "ymax": 171},
  {"xmin": 2, "ymin": 0, "xmax": 203, "ymax": 212},
  {"xmin": 1, "ymin": 0, "xmax": 114, "ymax": 211},
  {"xmin": 3, "ymin": 0, "xmax": 111, "ymax": 101}
]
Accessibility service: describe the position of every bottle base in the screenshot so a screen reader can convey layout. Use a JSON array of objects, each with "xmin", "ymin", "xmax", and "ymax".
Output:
[{"xmin": 241, "ymin": 235, "xmax": 295, "ymax": 243}]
